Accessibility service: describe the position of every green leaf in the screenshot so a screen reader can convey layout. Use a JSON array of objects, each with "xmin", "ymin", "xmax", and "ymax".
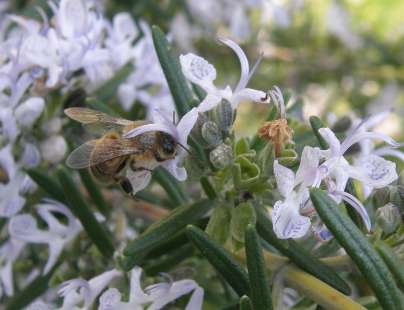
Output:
[
  {"xmin": 152, "ymin": 167, "xmax": 187, "ymax": 206},
  {"xmin": 230, "ymin": 203, "xmax": 256, "ymax": 243},
  {"xmin": 309, "ymin": 116, "xmax": 328, "ymax": 149},
  {"xmin": 26, "ymin": 169, "xmax": 66, "ymax": 204},
  {"xmin": 239, "ymin": 295, "xmax": 253, "ymax": 310},
  {"xmin": 93, "ymin": 63, "xmax": 133, "ymax": 103},
  {"xmin": 206, "ymin": 205, "xmax": 231, "ymax": 244},
  {"xmin": 186, "ymin": 225, "xmax": 250, "ymax": 296},
  {"xmin": 255, "ymin": 206, "xmax": 351, "ymax": 295},
  {"xmin": 56, "ymin": 167, "xmax": 115, "ymax": 258},
  {"xmin": 375, "ymin": 241, "xmax": 404, "ymax": 290},
  {"xmin": 144, "ymin": 244, "xmax": 194, "ymax": 276},
  {"xmin": 123, "ymin": 200, "xmax": 212, "ymax": 267},
  {"xmin": 5, "ymin": 262, "xmax": 60, "ymax": 310},
  {"xmin": 78, "ymin": 169, "xmax": 109, "ymax": 217},
  {"xmin": 310, "ymin": 188, "xmax": 403, "ymax": 310},
  {"xmin": 152, "ymin": 25, "xmax": 194, "ymax": 116},
  {"xmin": 245, "ymin": 225, "xmax": 273, "ymax": 310}
]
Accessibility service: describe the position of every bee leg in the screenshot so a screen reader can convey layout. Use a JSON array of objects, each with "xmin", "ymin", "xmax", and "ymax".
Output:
[
  {"xmin": 129, "ymin": 158, "xmax": 153, "ymax": 172},
  {"xmin": 114, "ymin": 175, "xmax": 135, "ymax": 196}
]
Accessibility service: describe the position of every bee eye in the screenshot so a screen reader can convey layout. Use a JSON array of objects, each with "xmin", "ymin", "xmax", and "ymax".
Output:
[{"xmin": 163, "ymin": 142, "xmax": 175, "ymax": 154}]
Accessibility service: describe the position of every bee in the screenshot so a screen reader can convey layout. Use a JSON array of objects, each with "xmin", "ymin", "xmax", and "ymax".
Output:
[{"xmin": 64, "ymin": 107, "xmax": 178, "ymax": 195}]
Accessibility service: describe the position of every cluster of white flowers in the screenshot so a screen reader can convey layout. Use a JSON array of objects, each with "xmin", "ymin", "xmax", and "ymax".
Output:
[
  {"xmin": 271, "ymin": 105, "xmax": 403, "ymax": 240},
  {"xmin": 0, "ymin": 0, "xmax": 175, "ymax": 218},
  {"xmin": 0, "ymin": 0, "xmax": 178, "ymax": 302},
  {"xmin": 171, "ymin": 0, "xmax": 304, "ymax": 50},
  {"xmin": 27, "ymin": 266, "xmax": 203, "ymax": 310}
]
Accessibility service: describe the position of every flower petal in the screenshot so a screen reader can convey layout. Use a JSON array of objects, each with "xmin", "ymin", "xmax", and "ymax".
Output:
[
  {"xmin": 123, "ymin": 124, "xmax": 174, "ymax": 139},
  {"xmin": 333, "ymin": 190, "xmax": 371, "ymax": 232},
  {"xmin": 176, "ymin": 108, "xmax": 199, "ymax": 146},
  {"xmin": 219, "ymin": 38, "xmax": 249, "ymax": 91},
  {"xmin": 341, "ymin": 131, "xmax": 403, "ymax": 155},
  {"xmin": 197, "ymin": 93, "xmax": 222, "ymax": 113},
  {"xmin": 99, "ymin": 288, "xmax": 122, "ymax": 309},
  {"xmin": 318, "ymin": 128, "xmax": 341, "ymax": 155},
  {"xmin": 295, "ymin": 146, "xmax": 321, "ymax": 187},
  {"xmin": 185, "ymin": 286, "xmax": 204, "ymax": 310},
  {"xmin": 129, "ymin": 267, "xmax": 150, "ymax": 303},
  {"xmin": 273, "ymin": 160, "xmax": 295, "ymax": 197},
  {"xmin": 58, "ymin": 0, "xmax": 88, "ymax": 38},
  {"xmin": 162, "ymin": 158, "xmax": 187, "ymax": 181},
  {"xmin": 351, "ymin": 154, "xmax": 397, "ymax": 189},
  {"xmin": 43, "ymin": 239, "xmax": 64, "ymax": 274},
  {"xmin": 272, "ymin": 200, "xmax": 311, "ymax": 239},
  {"xmin": 112, "ymin": 13, "xmax": 137, "ymax": 42},
  {"xmin": 374, "ymin": 147, "xmax": 404, "ymax": 161},
  {"xmin": 9, "ymin": 214, "xmax": 52, "ymax": 243},
  {"xmin": 148, "ymin": 280, "xmax": 197, "ymax": 310},
  {"xmin": 126, "ymin": 169, "xmax": 152, "ymax": 194},
  {"xmin": 231, "ymin": 88, "xmax": 267, "ymax": 109},
  {"xmin": 180, "ymin": 53, "xmax": 217, "ymax": 92}
]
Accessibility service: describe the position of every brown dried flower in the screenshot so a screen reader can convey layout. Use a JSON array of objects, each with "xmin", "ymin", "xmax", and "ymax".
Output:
[{"xmin": 258, "ymin": 118, "xmax": 294, "ymax": 156}]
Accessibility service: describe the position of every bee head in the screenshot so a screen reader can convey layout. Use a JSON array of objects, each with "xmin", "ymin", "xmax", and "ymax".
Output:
[{"xmin": 156, "ymin": 132, "xmax": 177, "ymax": 161}]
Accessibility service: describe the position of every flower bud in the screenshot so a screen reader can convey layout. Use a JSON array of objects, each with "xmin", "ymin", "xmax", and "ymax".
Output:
[
  {"xmin": 390, "ymin": 186, "xmax": 404, "ymax": 211},
  {"xmin": 201, "ymin": 121, "xmax": 222, "ymax": 147},
  {"xmin": 372, "ymin": 187, "xmax": 391, "ymax": 207},
  {"xmin": 213, "ymin": 99, "xmax": 234, "ymax": 134},
  {"xmin": 209, "ymin": 143, "xmax": 233, "ymax": 169},
  {"xmin": 376, "ymin": 204, "xmax": 401, "ymax": 235},
  {"xmin": 15, "ymin": 97, "xmax": 45, "ymax": 128},
  {"xmin": 40, "ymin": 135, "xmax": 67, "ymax": 164}
]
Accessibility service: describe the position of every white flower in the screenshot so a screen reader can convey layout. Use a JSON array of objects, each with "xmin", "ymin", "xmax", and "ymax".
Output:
[
  {"xmin": 98, "ymin": 267, "xmax": 204, "ymax": 310},
  {"xmin": 316, "ymin": 126, "xmax": 399, "ymax": 192},
  {"xmin": 271, "ymin": 160, "xmax": 311, "ymax": 239},
  {"xmin": 58, "ymin": 269, "xmax": 122, "ymax": 310},
  {"xmin": 14, "ymin": 97, "xmax": 45, "ymax": 128},
  {"xmin": 56, "ymin": 0, "xmax": 89, "ymax": 39},
  {"xmin": 180, "ymin": 38, "xmax": 269, "ymax": 112},
  {"xmin": 349, "ymin": 111, "xmax": 404, "ymax": 197},
  {"xmin": 9, "ymin": 200, "xmax": 81, "ymax": 274},
  {"xmin": 123, "ymin": 107, "xmax": 199, "ymax": 182}
]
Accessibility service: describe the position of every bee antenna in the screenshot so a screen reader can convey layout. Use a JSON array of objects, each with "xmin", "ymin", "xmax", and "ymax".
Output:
[
  {"xmin": 177, "ymin": 142, "xmax": 193, "ymax": 156},
  {"xmin": 172, "ymin": 111, "xmax": 176, "ymax": 125}
]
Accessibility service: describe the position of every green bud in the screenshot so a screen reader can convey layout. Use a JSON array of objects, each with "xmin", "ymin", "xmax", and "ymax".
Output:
[
  {"xmin": 206, "ymin": 205, "xmax": 231, "ymax": 244},
  {"xmin": 230, "ymin": 202, "xmax": 257, "ymax": 243},
  {"xmin": 201, "ymin": 121, "xmax": 223, "ymax": 147},
  {"xmin": 210, "ymin": 143, "xmax": 233, "ymax": 169},
  {"xmin": 373, "ymin": 187, "xmax": 391, "ymax": 207},
  {"xmin": 331, "ymin": 116, "xmax": 352, "ymax": 133},
  {"xmin": 398, "ymin": 170, "xmax": 404, "ymax": 187},
  {"xmin": 376, "ymin": 203, "xmax": 401, "ymax": 235},
  {"xmin": 214, "ymin": 99, "xmax": 234, "ymax": 134},
  {"xmin": 278, "ymin": 148, "xmax": 298, "ymax": 167},
  {"xmin": 390, "ymin": 186, "xmax": 404, "ymax": 210}
]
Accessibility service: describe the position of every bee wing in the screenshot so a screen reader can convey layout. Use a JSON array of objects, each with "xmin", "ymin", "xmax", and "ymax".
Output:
[
  {"xmin": 64, "ymin": 107, "xmax": 134, "ymax": 126},
  {"xmin": 66, "ymin": 139, "xmax": 144, "ymax": 169},
  {"xmin": 65, "ymin": 107, "xmax": 148, "ymax": 135}
]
